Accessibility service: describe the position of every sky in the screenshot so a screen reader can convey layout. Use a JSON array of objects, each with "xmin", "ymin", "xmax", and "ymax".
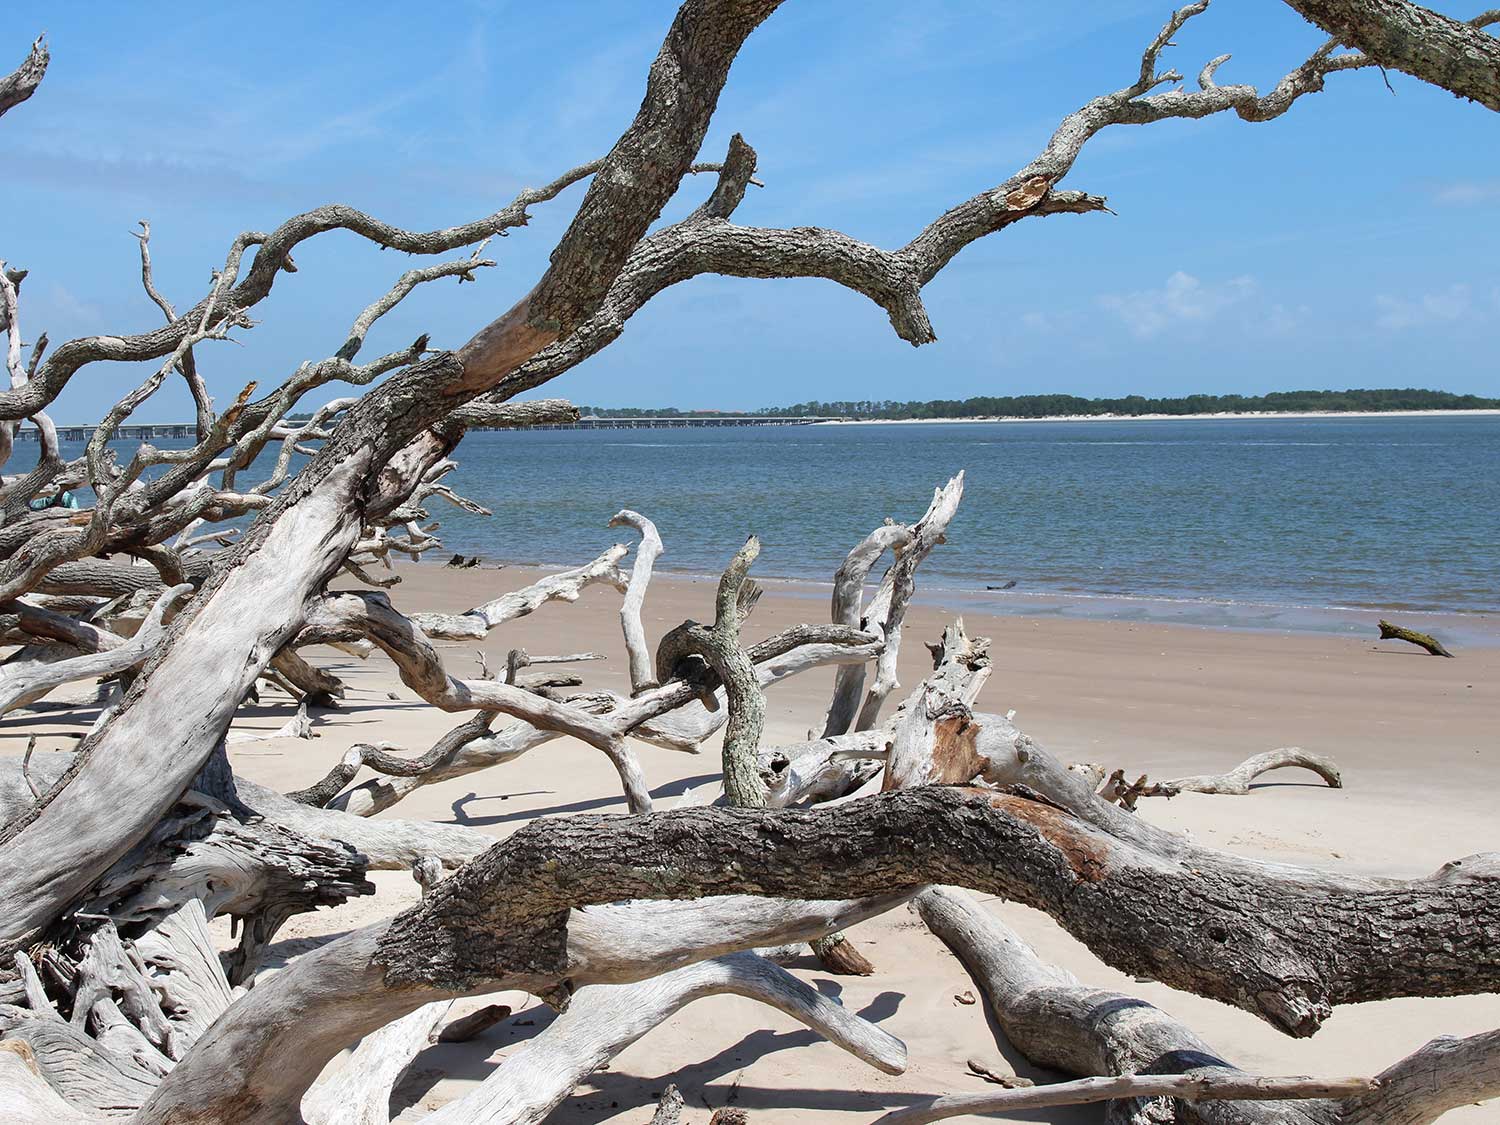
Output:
[{"xmin": 3, "ymin": 1, "xmax": 1498, "ymax": 421}]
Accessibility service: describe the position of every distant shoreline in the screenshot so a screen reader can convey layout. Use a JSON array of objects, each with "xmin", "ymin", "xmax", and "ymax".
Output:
[{"xmin": 810, "ymin": 408, "xmax": 1500, "ymax": 425}]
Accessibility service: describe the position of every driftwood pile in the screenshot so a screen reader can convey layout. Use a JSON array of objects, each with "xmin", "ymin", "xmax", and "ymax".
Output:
[{"xmin": 0, "ymin": 4, "xmax": 1496, "ymax": 1122}]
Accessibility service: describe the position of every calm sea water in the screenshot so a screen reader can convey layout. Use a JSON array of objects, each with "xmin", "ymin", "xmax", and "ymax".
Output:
[
  {"xmin": 49, "ymin": 415, "xmax": 1498, "ymax": 631},
  {"xmin": 428, "ymin": 415, "xmax": 1499, "ymax": 622}
]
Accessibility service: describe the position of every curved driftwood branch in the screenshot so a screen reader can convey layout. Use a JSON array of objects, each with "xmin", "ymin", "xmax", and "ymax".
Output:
[
  {"xmin": 609, "ymin": 509, "xmax": 664, "ymax": 693},
  {"xmin": 1166, "ymin": 748, "xmax": 1343, "ymax": 795},
  {"xmin": 1377, "ymin": 618, "xmax": 1455, "ymax": 657},
  {"xmin": 410, "ymin": 545, "xmax": 628, "ymax": 640},
  {"xmin": 855, "ymin": 473, "xmax": 965, "ymax": 732},
  {"xmin": 302, "ymin": 1001, "xmax": 451, "ymax": 1125},
  {"xmin": 655, "ymin": 536, "xmax": 769, "ymax": 806},
  {"xmin": 823, "ymin": 475, "xmax": 963, "ymax": 738},
  {"xmin": 0, "ymin": 583, "xmax": 191, "ymax": 717},
  {"xmin": 421, "ymin": 952, "xmax": 904, "ymax": 1124}
]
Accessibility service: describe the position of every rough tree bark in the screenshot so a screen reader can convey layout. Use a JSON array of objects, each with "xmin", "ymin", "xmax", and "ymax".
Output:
[{"xmin": 1280, "ymin": 1, "xmax": 1500, "ymax": 110}]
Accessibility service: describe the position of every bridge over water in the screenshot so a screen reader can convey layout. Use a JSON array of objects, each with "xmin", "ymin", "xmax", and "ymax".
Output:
[
  {"xmin": 528, "ymin": 415, "xmax": 842, "ymax": 430},
  {"xmin": 18, "ymin": 416, "xmax": 845, "ymax": 442},
  {"xmin": 16, "ymin": 423, "xmax": 199, "ymax": 443}
]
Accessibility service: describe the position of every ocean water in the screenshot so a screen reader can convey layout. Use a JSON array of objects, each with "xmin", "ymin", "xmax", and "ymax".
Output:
[
  {"xmin": 46, "ymin": 414, "xmax": 1498, "ymax": 634},
  {"xmin": 424, "ymin": 415, "xmax": 1499, "ymax": 624}
]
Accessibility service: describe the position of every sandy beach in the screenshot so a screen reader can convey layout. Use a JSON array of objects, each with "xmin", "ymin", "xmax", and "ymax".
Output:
[{"xmin": 8, "ymin": 562, "xmax": 1495, "ymax": 1122}]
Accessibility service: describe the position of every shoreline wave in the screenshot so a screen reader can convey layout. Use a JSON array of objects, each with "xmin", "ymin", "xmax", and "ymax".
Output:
[{"xmin": 432, "ymin": 554, "xmax": 1500, "ymax": 644}]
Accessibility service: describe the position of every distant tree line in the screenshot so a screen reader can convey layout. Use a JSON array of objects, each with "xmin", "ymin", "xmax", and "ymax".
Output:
[{"xmin": 580, "ymin": 388, "xmax": 1500, "ymax": 420}]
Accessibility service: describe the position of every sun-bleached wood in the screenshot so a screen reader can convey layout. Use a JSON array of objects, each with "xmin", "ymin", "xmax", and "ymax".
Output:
[
  {"xmin": 421, "ymin": 953, "xmax": 904, "ymax": 1124},
  {"xmin": 4, "ymin": 3, "xmax": 1499, "ymax": 1121},
  {"xmin": 1164, "ymin": 747, "xmax": 1343, "ymax": 795},
  {"xmin": 609, "ymin": 509, "xmax": 664, "ymax": 693},
  {"xmin": 302, "ymin": 1002, "xmax": 450, "ymax": 1125}
]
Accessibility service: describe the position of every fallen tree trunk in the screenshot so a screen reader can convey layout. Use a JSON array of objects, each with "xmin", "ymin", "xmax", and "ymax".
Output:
[
  {"xmin": 916, "ymin": 885, "xmax": 1500, "ymax": 1125},
  {"xmin": 135, "ymin": 785, "xmax": 1500, "ymax": 1123}
]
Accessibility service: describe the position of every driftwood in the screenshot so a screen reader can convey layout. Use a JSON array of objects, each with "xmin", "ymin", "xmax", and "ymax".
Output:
[
  {"xmin": 874, "ymin": 1072, "xmax": 1377, "ymax": 1124},
  {"xmin": 1165, "ymin": 748, "xmax": 1343, "ymax": 795},
  {"xmin": 1377, "ymin": 619, "xmax": 1455, "ymax": 657},
  {"xmin": 650, "ymin": 1085, "xmax": 687, "ymax": 1125},
  {"xmin": 1, "ymin": 4, "xmax": 1497, "ymax": 1122},
  {"xmin": 915, "ymin": 886, "xmax": 1500, "ymax": 1125},
  {"xmin": 419, "ymin": 953, "xmax": 902, "ymax": 1124}
]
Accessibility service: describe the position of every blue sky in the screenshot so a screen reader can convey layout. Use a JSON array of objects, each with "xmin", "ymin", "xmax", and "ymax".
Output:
[{"xmin": 3, "ymin": 1, "xmax": 1498, "ymax": 421}]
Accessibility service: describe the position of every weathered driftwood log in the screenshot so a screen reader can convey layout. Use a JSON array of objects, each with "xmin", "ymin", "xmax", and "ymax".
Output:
[
  {"xmin": 1377, "ymin": 619, "xmax": 1455, "ymax": 657},
  {"xmin": 874, "ymin": 1073, "xmax": 1377, "ymax": 1124},
  {"xmin": 301, "ymin": 1001, "xmax": 451, "ymax": 1125},
  {"xmin": 916, "ymin": 886, "xmax": 1500, "ymax": 1125},
  {"xmin": 435, "ymin": 1002, "xmax": 511, "ymax": 1043},
  {"xmin": 0, "ymin": 1036, "xmax": 105, "ymax": 1124},
  {"xmin": 129, "ymin": 784, "xmax": 1500, "ymax": 1123},
  {"xmin": 128, "ymin": 900, "xmax": 234, "ymax": 1051},
  {"xmin": 882, "ymin": 620, "xmax": 991, "ymax": 791},
  {"xmin": 269, "ymin": 648, "xmax": 346, "ymax": 707},
  {"xmin": 0, "ymin": 1004, "xmax": 159, "ymax": 1117}
]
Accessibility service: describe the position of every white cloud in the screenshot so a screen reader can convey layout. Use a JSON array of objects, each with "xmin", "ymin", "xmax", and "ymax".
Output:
[
  {"xmin": 1432, "ymin": 180, "xmax": 1500, "ymax": 206},
  {"xmin": 1374, "ymin": 284, "xmax": 1475, "ymax": 330},
  {"xmin": 1098, "ymin": 271, "xmax": 1256, "ymax": 339}
]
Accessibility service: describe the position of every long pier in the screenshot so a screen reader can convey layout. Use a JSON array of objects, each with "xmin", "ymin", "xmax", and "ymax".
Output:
[
  {"xmin": 17, "ymin": 424, "xmax": 199, "ymax": 443},
  {"xmin": 516, "ymin": 415, "xmax": 842, "ymax": 431},
  {"xmin": 20, "ymin": 416, "xmax": 845, "ymax": 442}
]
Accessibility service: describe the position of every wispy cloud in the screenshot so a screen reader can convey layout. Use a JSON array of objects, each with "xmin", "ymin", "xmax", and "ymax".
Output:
[
  {"xmin": 1099, "ymin": 271, "xmax": 1256, "ymax": 339},
  {"xmin": 1373, "ymin": 283, "xmax": 1483, "ymax": 330},
  {"xmin": 1431, "ymin": 180, "xmax": 1500, "ymax": 206}
]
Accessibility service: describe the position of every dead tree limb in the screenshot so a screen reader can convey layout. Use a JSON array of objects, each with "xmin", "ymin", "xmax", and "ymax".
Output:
[
  {"xmin": 409, "ymin": 545, "xmax": 628, "ymax": 640},
  {"xmin": 301, "ymin": 1002, "xmax": 451, "ymax": 1125},
  {"xmin": 610, "ymin": 509, "xmax": 664, "ymax": 693},
  {"xmin": 1280, "ymin": 2, "xmax": 1500, "ymax": 110},
  {"xmin": 916, "ymin": 885, "xmax": 1500, "ymax": 1125},
  {"xmin": 873, "ymin": 1072, "xmax": 1376, "ymax": 1124},
  {"xmin": 0, "ymin": 37, "xmax": 46, "ymax": 121},
  {"xmin": 1378, "ymin": 619, "xmax": 1455, "ymax": 657},
  {"xmin": 143, "ymin": 786, "xmax": 1500, "ymax": 1122},
  {"xmin": 0, "ymin": 583, "xmax": 191, "ymax": 717},
  {"xmin": 419, "ymin": 952, "xmax": 904, "ymax": 1124},
  {"xmin": 1165, "ymin": 748, "xmax": 1343, "ymax": 795},
  {"xmin": 656, "ymin": 536, "xmax": 768, "ymax": 806}
]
